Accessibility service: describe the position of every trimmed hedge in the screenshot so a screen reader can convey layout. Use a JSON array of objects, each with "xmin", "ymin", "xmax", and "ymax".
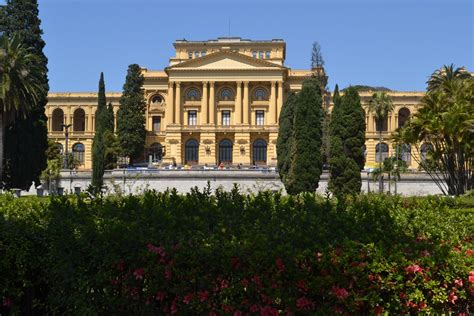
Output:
[{"xmin": 1, "ymin": 188, "xmax": 473, "ymax": 314}]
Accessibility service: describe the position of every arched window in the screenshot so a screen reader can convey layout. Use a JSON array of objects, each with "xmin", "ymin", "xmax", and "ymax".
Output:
[
  {"xmin": 375, "ymin": 116, "xmax": 388, "ymax": 132},
  {"xmin": 420, "ymin": 143, "xmax": 433, "ymax": 162},
  {"xmin": 219, "ymin": 139, "xmax": 233, "ymax": 164},
  {"xmin": 72, "ymin": 143, "xmax": 85, "ymax": 165},
  {"xmin": 253, "ymin": 87, "xmax": 268, "ymax": 101},
  {"xmin": 73, "ymin": 108, "xmax": 86, "ymax": 132},
  {"xmin": 219, "ymin": 88, "xmax": 234, "ymax": 101},
  {"xmin": 398, "ymin": 108, "xmax": 410, "ymax": 128},
  {"xmin": 151, "ymin": 94, "xmax": 163, "ymax": 105},
  {"xmin": 52, "ymin": 108, "xmax": 64, "ymax": 131},
  {"xmin": 400, "ymin": 144, "xmax": 411, "ymax": 165},
  {"xmin": 252, "ymin": 139, "xmax": 267, "ymax": 164},
  {"xmin": 375, "ymin": 142, "xmax": 389, "ymax": 162},
  {"xmin": 185, "ymin": 87, "xmax": 201, "ymax": 101},
  {"xmin": 148, "ymin": 143, "xmax": 163, "ymax": 163},
  {"xmin": 184, "ymin": 139, "xmax": 199, "ymax": 164}
]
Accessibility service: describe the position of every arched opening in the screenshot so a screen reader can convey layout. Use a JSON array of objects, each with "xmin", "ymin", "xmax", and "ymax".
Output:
[
  {"xmin": 420, "ymin": 143, "xmax": 433, "ymax": 162},
  {"xmin": 218, "ymin": 139, "xmax": 233, "ymax": 164},
  {"xmin": 52, "ymin": 108, "xmax": 64, "ymax": 131},
  {"xmin": 185, "ymin": 87, "xmax": 201, "ymax": 101},
  {"xmin": 375, "ymin": 116, "xmax": 388, "ymax": 132},
  {"xmin": 73, "ymin": 108, "xmax": 86, "ymax": 132},
  {"xmin": 184, "ymin": 139, "xmax": 199, "ymax": 164},
  {"xmin": 219, "ymin": 87, "xmax": 235, "ymax": 101},
  {"xmin": 398, "ymin": 108, "xmax": 410, "ymax": 128},
  {"xmin": 72, "ymin": 143, "xmax": 85, "ymax": 165},
  {"xmin": 148, "ymin": 143, "xmax": 163, "ymax": 163},
  {"xmin": 253, "ymin": 87, "xmax": 269, "ymax": 101},
  {"xmin": 400, "ymin": 143, "xmax": 411, "ymax": 165},
  {"xmin": 375, "ymin": 142, "xmax": 389, "ymax": 162},
  {"xmin": 252, "ymin": 139, "xmax": 267, "ymax": 165}
]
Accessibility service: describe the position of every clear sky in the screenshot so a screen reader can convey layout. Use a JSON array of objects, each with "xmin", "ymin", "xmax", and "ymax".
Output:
[{"xmin": 17, "ymin": 0, "xmax": 474, "ymax": 92}]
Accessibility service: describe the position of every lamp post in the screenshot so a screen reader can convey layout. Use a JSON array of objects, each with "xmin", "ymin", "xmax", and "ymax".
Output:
[{"xmin": 61, "ymin": 123, "xmax": 72, "ymax": 169}]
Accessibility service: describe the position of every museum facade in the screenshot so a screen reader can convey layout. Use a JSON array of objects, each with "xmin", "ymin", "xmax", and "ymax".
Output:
[{"xmin": 46, "ymin": 37, "xmax": 423, "ymax": 169}]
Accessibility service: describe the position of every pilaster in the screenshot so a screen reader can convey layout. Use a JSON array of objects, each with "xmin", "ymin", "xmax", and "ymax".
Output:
[
  {"xmin": 277, "ymin": 81, "xmax": 283, "ymax": 122},
  {"xmin": 201, "ymin": 81, "xmax": 208, "ymax": 125},
  {"xmin": 209, "ymin": 82, "xmax": 215, "ymax": 124},
  {"xmin": 235, "ymin": 81, "xmax": 242, "ymax": 124},
  {"xmin": 167, "ymin": 82, "xmax": 175, "ymax": 126},
  {"xmin": 269, "ymin": 81, "xmax": 276, "ymax": 124},
  {"xmin": 243, "ymin": 81, "xmax": 249, "ymax": 124},
  {"xmin": 175, "ymin": 82, "xmax": 181, "ymax": 125}
]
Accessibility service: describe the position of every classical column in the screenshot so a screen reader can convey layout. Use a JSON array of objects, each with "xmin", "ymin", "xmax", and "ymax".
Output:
[
  {"xmin": 243, "ymin": 81, "xmax": 249, "ymax": 124},
  {"xmin": 87, "ymin": 105, "xmax": 93, "ymax": 132},
  {"xmin": 201, "ymin": 81, "xmax": 208, "ymax": 124},
  {"xmin": 209, "ymin": 82, "xmax": 215, "ymax": 124},
  {"xmin": 175, "ymin": 82, "xmax": 181, "ymax": 125},
  {"xmin": 235, "ymin": 81, "xmax": 242, "ymax": 124},
  {"xmin": 390, "ymin": 111, "xmax": 397, "ymax": 132},
  {"xmin": 269, "ymin": 81, "xmax": 276, "ymax": 124},
  {"xmin": 167, "ymin": 82, "xmax": 175, "ymax": 125},
  {"xmin": 277, "ymin": 81, "xmax": 283, "ymax": 122}
]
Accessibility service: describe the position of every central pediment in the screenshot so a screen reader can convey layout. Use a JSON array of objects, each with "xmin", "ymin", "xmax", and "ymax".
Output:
[{"xmin": 166, "ymin": 51, "xmax": 285, "ymax": 71}]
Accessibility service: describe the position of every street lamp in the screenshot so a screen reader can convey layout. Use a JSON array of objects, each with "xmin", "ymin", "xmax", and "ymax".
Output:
[{"xmin": 61, "ymin": 123, "xmax": 72, "ymax": 169}]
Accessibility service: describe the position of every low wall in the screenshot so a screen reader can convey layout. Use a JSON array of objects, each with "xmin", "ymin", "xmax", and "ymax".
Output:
[{"xmin": 54, "ymin": 170, "xmax": 443, "ymax": 196}]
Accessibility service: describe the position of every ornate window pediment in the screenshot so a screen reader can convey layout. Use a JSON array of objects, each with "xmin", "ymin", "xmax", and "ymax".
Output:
[
  {"xmin": 219, "ymin": 87, "xmax": 234, "ymax": 101},
  {"xmin": 185, "ymin": 87, "xmax": 201, "ymax": 101},
  {"xmin": 253, "ymin": 87, "xmax": 269, "ymax": 101}
]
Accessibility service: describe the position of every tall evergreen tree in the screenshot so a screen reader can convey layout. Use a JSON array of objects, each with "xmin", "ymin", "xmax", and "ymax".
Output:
[
  {"xmin": 276, "ymin": 92, "xmax": 296, "ymax": 184},
  {"xmin": 328, "ymin": 86, "xmax": 366, "ymax": 196},
  {"xmin": 117, "ymin": 64, "xmax": 146, "ymax": 162},
  {"xmin": 285, "ymin": 79, "xmax": 324, "ymax": 194},
  {"xmin": 92, "ymin": 73, "xmax": 109, "ymax": 189},
  {"xmin": 0, "ymin": 0, "xmax": 49, "ymax": 189}
]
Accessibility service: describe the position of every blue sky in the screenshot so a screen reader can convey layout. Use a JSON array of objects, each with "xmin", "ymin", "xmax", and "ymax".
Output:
[{"xmin": 19, "ymin": 0, "xmax": 474, "ymax": 92}]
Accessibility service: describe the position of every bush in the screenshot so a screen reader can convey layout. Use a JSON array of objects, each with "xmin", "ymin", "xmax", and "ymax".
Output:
[{"xmin": 0, "ymin": 190, "xmax": 473, "ymax": 314}]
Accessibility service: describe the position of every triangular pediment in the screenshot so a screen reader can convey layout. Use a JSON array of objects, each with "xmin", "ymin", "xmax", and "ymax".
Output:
[{"xmin": 167, "ymin": 51, "xmax": 285, "ymax": 71}]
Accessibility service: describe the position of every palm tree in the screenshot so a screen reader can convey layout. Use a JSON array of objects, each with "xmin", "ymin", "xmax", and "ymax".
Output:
[
  {"xmin": 368, "ymin": 91, "xmax": 394, "ymax": 193},
  {"xmin": 0, "ymin": 33, "xmax": 45, "ymax": 181},
  {"xmin": 427, "ymin": 64, "xmax": 471, "ymax": 93}
]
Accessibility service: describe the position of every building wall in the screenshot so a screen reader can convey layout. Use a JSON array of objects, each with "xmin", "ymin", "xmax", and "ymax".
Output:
[{"xmin": 46, "ymin": 38, "xmax": 424, "ymax": 170}]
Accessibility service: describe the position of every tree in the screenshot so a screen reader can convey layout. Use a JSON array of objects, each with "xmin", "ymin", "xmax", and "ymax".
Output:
[
  {"xmin": 368, "ymin": 91, "xmax": 394, "ymax": 192},
  {"xmin": 0, "ymin": 33, "xmax": 44, "ymax": 183},
  {"xmin": 372, "ymin": 153, "xmax": 408, "ymax": 194},
  {"xmin": 117, "ymin": 64, "xmax": 146, "ymax": 162},
  {"xmin": 92, "ymin": 72, "xmax": 111, "ymax": 190},
  {"xmin": 328, "ymin": 86, "xmax": 366, "ymax": 196},
  {"xmin": 285, "ymin": 78, "xmax": 324, "ymax": 194},
  {"xmin": 277, "ymin": 92, "xmax": 296, "ymax": 185},
  {"xmin": 311, "ymin": 41, "xmax": 325, "ymax": 69},
  {"xmin": 0, "ymin": 0, "xmax": 49, "ymax": 190},
  {"xmin": 396, "ymin": 65, "xmax": 473, "ymax": 195}
]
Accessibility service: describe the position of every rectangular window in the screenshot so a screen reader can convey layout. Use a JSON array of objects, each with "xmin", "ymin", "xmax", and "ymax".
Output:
[
  {"xmin": 252, "ymin": 51, "xmax": 257, "ymax": 58},
  {"xmin": 194, "ymin": 51, "xmax": 199, "ymax": 58},
  {"xmin": 188, "ymin": 51, "xmax": 193, "ymax": 59},
  {"xmin": 152, "ymin": 116, "xmax": 161, "ymax": 132},
  {"xmin": 256, "ymin": 110, "xmax": 265, "ymax": 125},
  {"xmin": 222, "ymin": 110, "xmax": 231, "ymax": 126},
  {"xmin": 265, "ymin": 51, "xmax": 271, "ymax": 59},
  {"xmin": 188, "ymin": 110, "xmax": 197, "ymax": 126},
  {"xmin": 258, "ymin": 51, "xmax": 264, "ymax": 59}
]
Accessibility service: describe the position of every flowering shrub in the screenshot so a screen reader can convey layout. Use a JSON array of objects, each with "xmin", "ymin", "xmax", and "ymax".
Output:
[{"xmin": 0, "ymin": 190, "xmax": 473, "ymax": 314}]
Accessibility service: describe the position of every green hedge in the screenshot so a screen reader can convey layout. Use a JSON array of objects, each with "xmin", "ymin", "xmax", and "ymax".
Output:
[{"xmin": 1, "ymin": 188, "xmax": 473, "ymax": 314}]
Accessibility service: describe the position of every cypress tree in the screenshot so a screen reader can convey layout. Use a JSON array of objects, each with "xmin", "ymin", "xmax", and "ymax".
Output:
[
  {"xmin": 285, "ymin": 79, "xmax": 324, "ymax": 194},
  {"xmin": 117, "ymin": 64, "xmax": 146, "ymax": 162},
  {"xmin": 328, "ymin": 86, "xmax": 366, "ymax": 196},
  {"xmin": 276, "ymin": 92, "xmax": 296, "ymax": 184},
  {"xmin": 92, "ymin": 73, "xmax": 108, "ymax": 189},
  {"xmin": 0, "ymin": 0, "xmax": 49, "ymax": 189}
]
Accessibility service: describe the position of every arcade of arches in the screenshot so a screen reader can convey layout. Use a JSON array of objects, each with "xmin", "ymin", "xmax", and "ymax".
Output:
[{"xmin": 45, "ymin": 37, "xmax": 424, "ymax": 169}]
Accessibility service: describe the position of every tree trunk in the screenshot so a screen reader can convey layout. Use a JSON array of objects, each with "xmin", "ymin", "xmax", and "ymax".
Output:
[
  {"xmin": 378, "ymin": 128, "xmax": 383, "ymax": 193},
  {"xmin": 0, "ymin": 112, "xmax": 4, "ymax": 185}
]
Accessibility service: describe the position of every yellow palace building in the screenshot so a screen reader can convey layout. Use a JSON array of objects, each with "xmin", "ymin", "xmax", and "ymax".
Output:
[{"xmin": 46, "ymin": 37, "xmax": 423, "ymax": 170}]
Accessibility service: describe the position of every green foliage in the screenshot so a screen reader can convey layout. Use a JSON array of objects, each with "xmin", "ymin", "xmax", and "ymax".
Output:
[
  {"xmin": 103, "ymin": 130, "xmax": 121, "ymax": 170},
  {"xmin": 1, "ymin": 0, "xmax": 49, "ymax": 190},
  {"xmin": 285, "ymin": 79, "xmax": 324, "ymax": 194},
  {"xmin": 396, "ymin": 65, "xmax": 473, "ymax": 196},
  {"xmin": 342, "ymin": 85, "xmax": 391, "ymax": 92},
  {"xmin": 0, "ymin": 192, "xmax": 473, "ymax": 314},
  {"xmin": 276, "ymin": 92, "xmax": 296, "ymax": 183},
  {"xmin": 117, "ymin": 64, "xmax": 146, "ymax": 161},
  {"xmin": 329, "ymin": 86, "xmax": 366, "ymax": 196}
]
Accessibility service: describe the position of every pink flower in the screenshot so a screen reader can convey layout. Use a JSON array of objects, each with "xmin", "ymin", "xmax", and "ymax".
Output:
[
  {"xmin": 296, "ymin": 297, "xmax": 314, "ymax": 311},
  {"xmin": 250, "ymin": 304, "xmax": 259, "ymax": 313},
  {"xmin": 418, "ymin": 301, "xmax": 427, "ymax": 310},
  {"xmin": 252, "ymin": 274, "xmax": 263, "ymax": 288},
  {"xmin": 222, "ymin": 304, "xmax": 233, "ymax": 313},
  {"xmin": 234, "ymin": 311, "xmax": 243, "ymax": 316},
  {"xmin": 209, "ymin": 312, "xmax": 217, "ymax": 316},
  {"xmin": 448, "ymin": 291, "xmax": 458, "ymax": 304},
  {"xmin": 164, "ymin": 268, "xmax": 172, "ymax": 280},
  {"xmin": 297, "ymin": 279, "xmax": 308, "ymax": 292},
  {"xmin": 171, "ymin": 300, "xmax": 178, "ymax": 314},
  {"xmin": 331, "ymin": 286, "xmax": 349, "ymax": 300},
  {"xmin": 147, "ymin": 243, "xmax": 166, "ymax": 257},
  {"xmin": 454, "ymin": 279, "xmax": 464, "ymax": 287},
  {"xmin": 198, "ymin": 290, "xmax": 209, "ymax": 302},
  {"xmin": 276, "ymin": 257, "xmax": 285, "ymax": 273},
  {"xmin": 3, "ymin": 297, "xmax": 12, "ymax": 307},
  {"xmin": 405, "ymin": 264, "xmax": 423, "ymax": 274},
  {"xmin": 240, "ymin": 278, "xmax": 249, "ymax": 287},
  {"xmin": 183, "ymin": 293, "xmax": 194, "ymax": 305},
  {"xmin": 469, "ymin": 271, "xmax": 474, "ymax": 283},
  {"xmin": 156, "ymin": 291, "xmax": 166, "ymax": 301},
  {"xmin": 374, "ymin": 306, "xmax": 384, "ymax": 315},
  {"xmin": 260, "ymin": 306, "xmax": 279, "ymax": 316},
  {"xmin": 465, "ymin": 249, "xmax": 473, "ymax": 256},
  {"xmin": 133, "ymin": 268, "xmax": 145, "ymax": 280}
]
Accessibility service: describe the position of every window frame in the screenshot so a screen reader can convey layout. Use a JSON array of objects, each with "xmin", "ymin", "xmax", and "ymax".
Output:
[{"xmin": 222, "ymin": 110, "xmax": 231, "ymax": 126}]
